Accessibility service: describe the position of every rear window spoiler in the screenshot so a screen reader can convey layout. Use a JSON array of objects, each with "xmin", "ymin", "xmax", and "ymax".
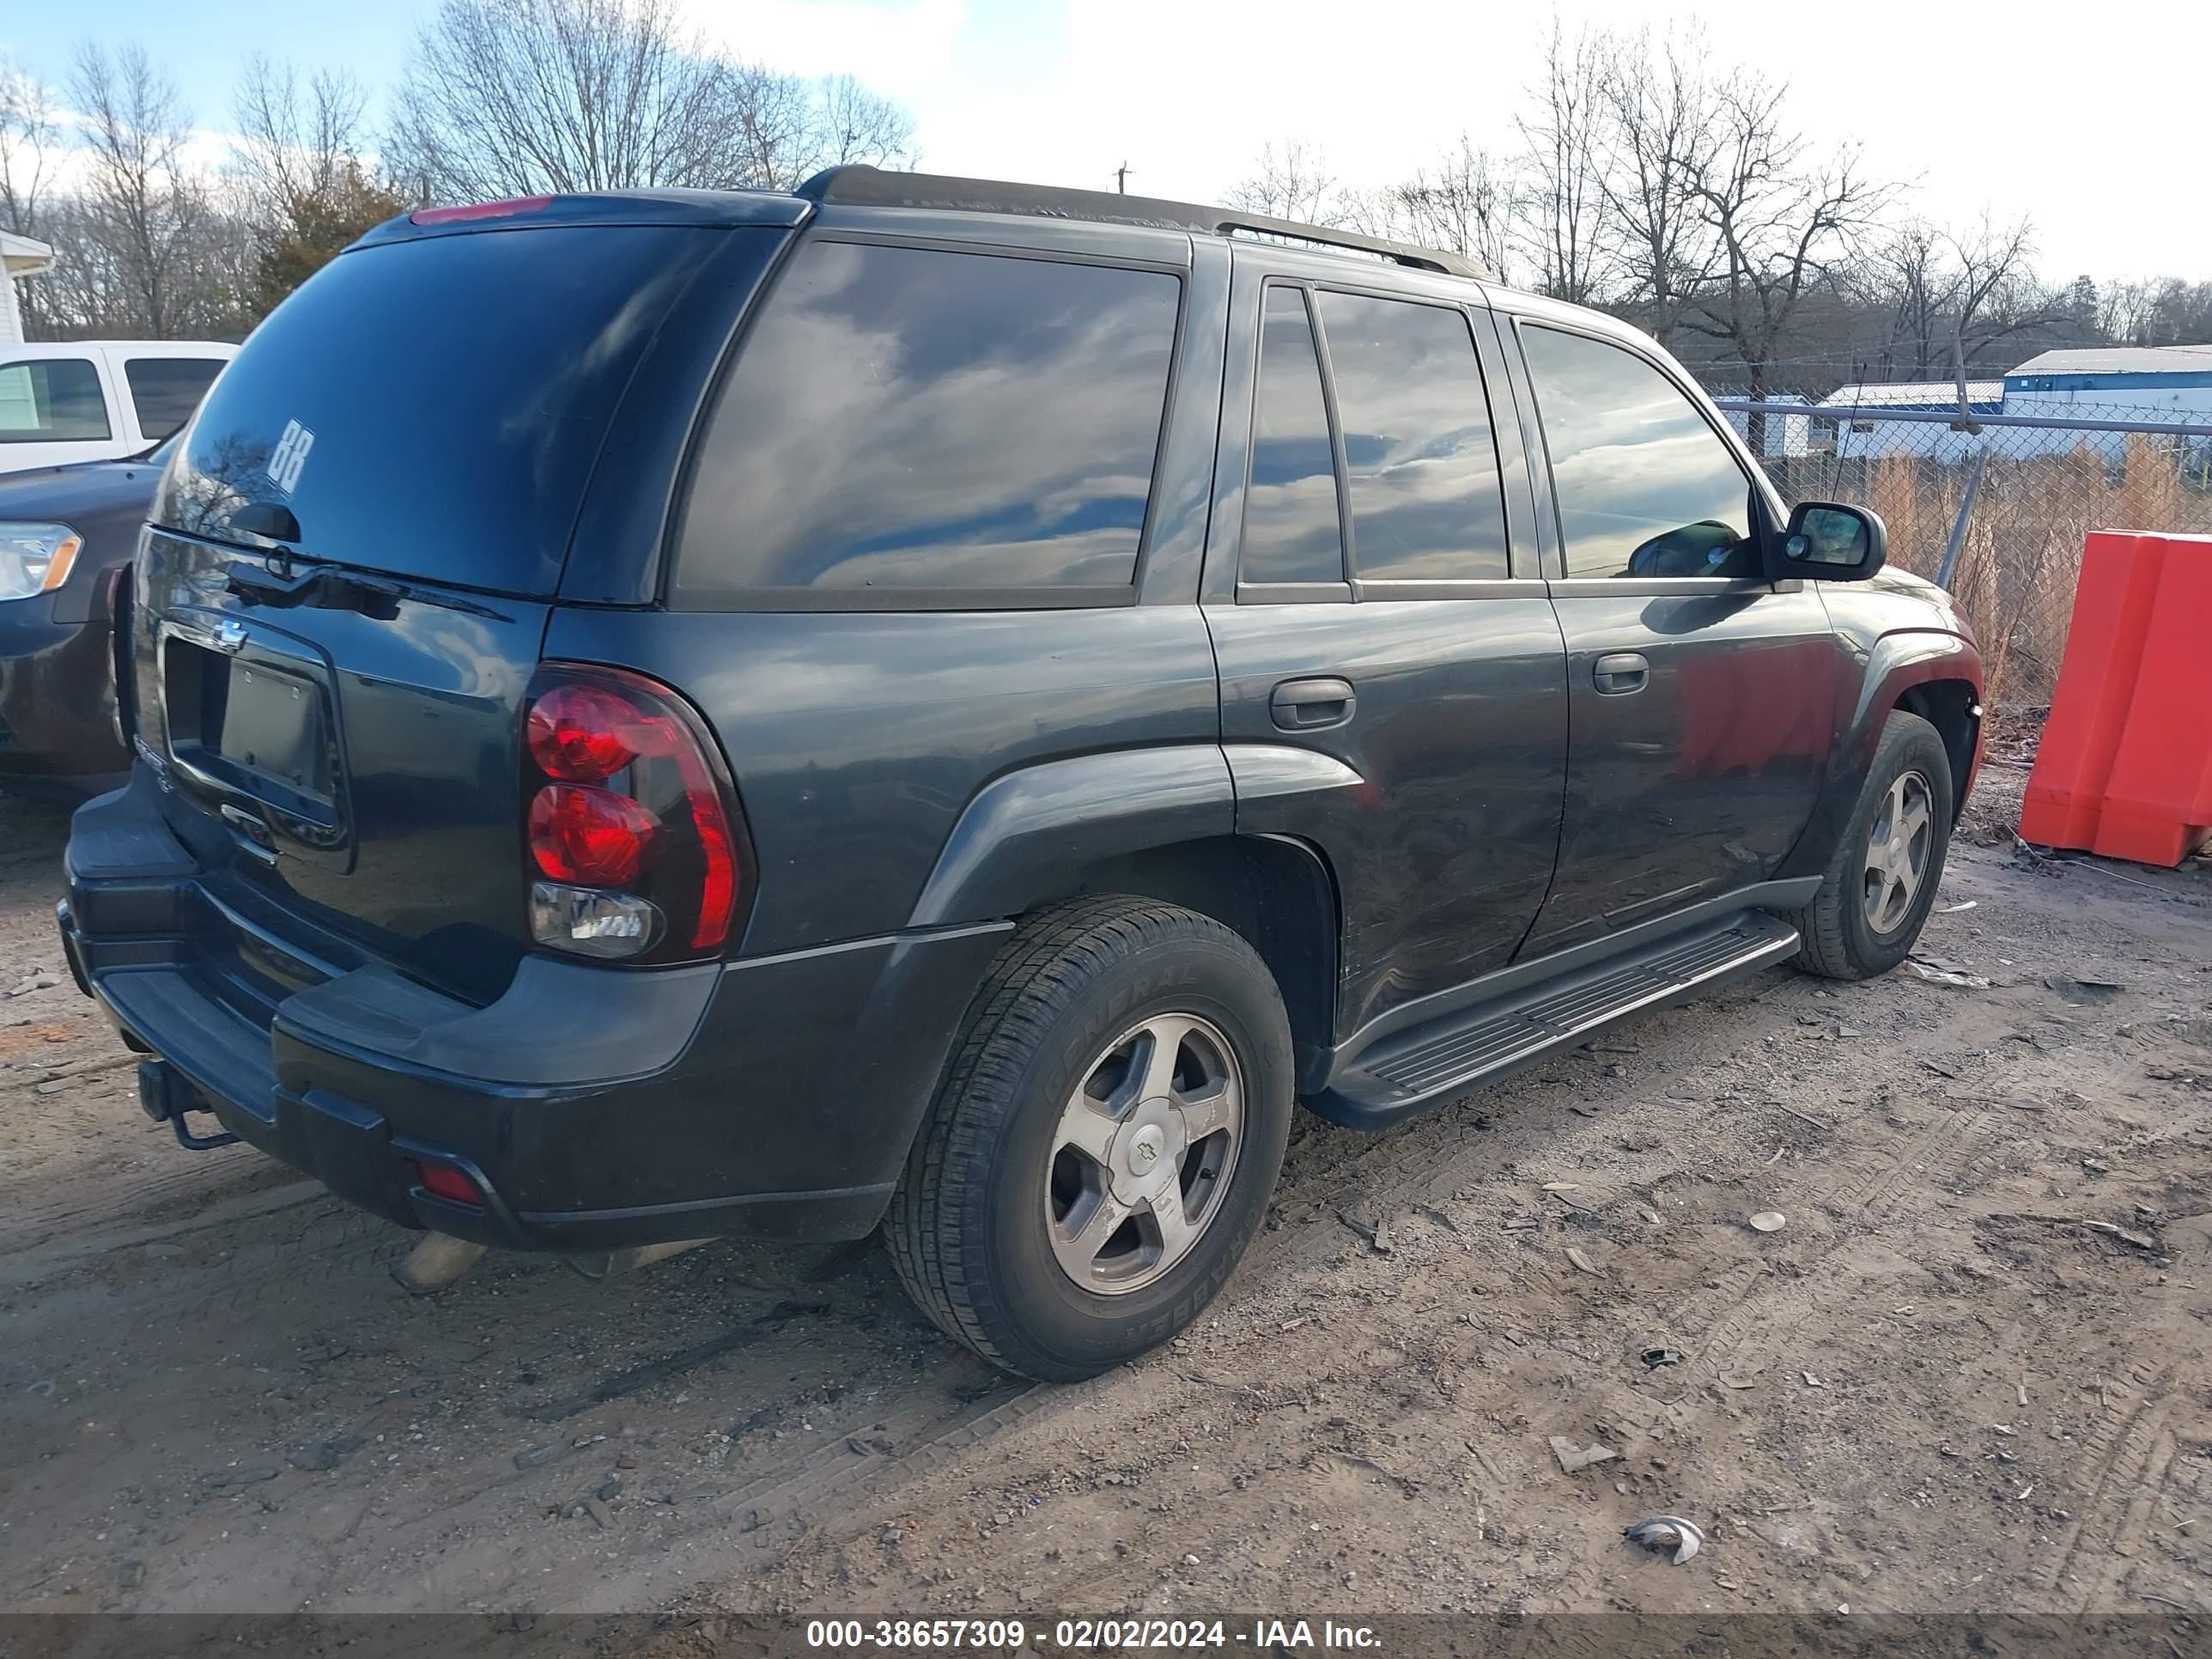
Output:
[{"xmin": 349, "ymin": 187, "xmax": 812, "ymax": 251}]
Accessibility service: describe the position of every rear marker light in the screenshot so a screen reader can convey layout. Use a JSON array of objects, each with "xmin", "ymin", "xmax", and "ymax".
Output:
[{"xmin": 415, "ymin": 1162, "xmax": 481, "ymax": 1207}]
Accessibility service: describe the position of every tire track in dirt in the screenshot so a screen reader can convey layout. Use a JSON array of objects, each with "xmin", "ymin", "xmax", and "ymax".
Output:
[
  {"xmin": 9, "ymin": 817, "xmax": 2212, "ymax": 1617},
  {"xmin": 2039, "ymin": 1372, "xmax": 2179, "ymax": 1609}
]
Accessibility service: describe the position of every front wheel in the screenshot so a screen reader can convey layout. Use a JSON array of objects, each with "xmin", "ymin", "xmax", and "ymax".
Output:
[
  {"xmin": 886, "ymin": 897, "xmax": 1295, "ymax": 1382},
  {"xmin": 1790, "ymin": 708, "xmax": 1955, "ymax": 980}
]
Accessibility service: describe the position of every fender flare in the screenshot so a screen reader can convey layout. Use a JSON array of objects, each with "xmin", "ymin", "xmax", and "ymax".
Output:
[
  {"xmin": 1846, "ymin": 629, "xmax": 1984, "ymax": 763},
  {"xmin": 1778, "ymin": 627, "xmax": 1984, "ymax": 880},
  {"xmin": 906, "ymin": 745, "xmax": 1235, "ymax": 928}
]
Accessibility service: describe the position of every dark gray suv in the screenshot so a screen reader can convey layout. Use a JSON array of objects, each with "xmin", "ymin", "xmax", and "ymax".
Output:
[{"xmin": 58, "ymin": 168, "xmax": 1982, "ymax": 1381}]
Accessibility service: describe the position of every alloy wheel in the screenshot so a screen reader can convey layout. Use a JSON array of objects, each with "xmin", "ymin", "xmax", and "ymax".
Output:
[
  {"xmin": 1863, "ymin": 768, "xmax": 1935, "ymax": 934},
  {"xmin": 1043, "ymin": 1012, "xmax": 1244, "ymax": 1296}
]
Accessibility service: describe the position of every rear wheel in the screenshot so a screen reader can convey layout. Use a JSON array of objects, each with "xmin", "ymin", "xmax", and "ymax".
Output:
[
  {"xmin": 1790, "ymin": 709, "xmax": 1955, "ymax": 980},
  {"xmin": 886, "ymin": 897, "xmax": 1294, "ymax": 1381}
]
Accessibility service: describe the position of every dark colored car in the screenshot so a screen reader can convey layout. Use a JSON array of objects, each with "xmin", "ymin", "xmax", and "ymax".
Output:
[
  {"xmin": 58, "ymin": 170, "xmax": 1982, "ymax": 1381},
  {"xmin": 0, "ymin": 441, "xmax": 171, "ymax": 787}
]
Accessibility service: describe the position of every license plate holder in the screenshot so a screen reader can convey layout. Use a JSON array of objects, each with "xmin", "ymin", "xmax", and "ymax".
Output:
[
  {"xmin": 163, "ymin": 631, "xmax": 340, "ymax": 829},
  {"xmin": 217, "ymin": 660, "xmax": 329, "ymax": 797}
]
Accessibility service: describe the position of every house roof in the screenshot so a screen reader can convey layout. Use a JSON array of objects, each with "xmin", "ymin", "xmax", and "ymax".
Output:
[
  {"xmin": 0, "ymin": 228, "xmax": 54, "ymax": 277},
  {"xmin": 2008, "ymin": 345, "xmax": 2212, "ymax": 377},
  {"xmin": 1819, "ymin": 380, "xmax": 2004, "ymax": 411}
]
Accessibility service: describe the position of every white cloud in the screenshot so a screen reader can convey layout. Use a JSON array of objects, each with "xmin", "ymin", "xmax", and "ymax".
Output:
[
  {"xmin": 893, "ymin": 0, "xmax": 2211, "ymax": 282},
  {"xmin": 676, "ymin": 0, "xmax": 969, "ymax": 95},
  {"xmin": 17, "ymin": 118, "xmax": 239, "ymax": 198}
]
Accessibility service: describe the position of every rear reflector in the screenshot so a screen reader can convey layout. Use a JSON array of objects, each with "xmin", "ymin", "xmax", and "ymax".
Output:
[
  {"xmin": 415, "ymin": 1161, "xmax": 481, "ymax": 1206},
  {"xmin": 409, "ymin": 195, "xmax": 553, "ymax": 226}
]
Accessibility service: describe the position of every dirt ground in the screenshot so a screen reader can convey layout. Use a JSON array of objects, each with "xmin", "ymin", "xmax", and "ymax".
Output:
[{"xmin": 5, "ymin": 757, "xmax": 2211, "ymax": 1626}]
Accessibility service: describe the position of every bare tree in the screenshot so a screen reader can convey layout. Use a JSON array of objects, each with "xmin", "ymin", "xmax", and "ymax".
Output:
[
  {"xmin": 233, "ymin": 58, "xmax": 410, "ymax": 309},
  {"xmin": 1388, "ymin": 134, "xmax": 1515, "ymax": 277},
  {"xmin": 811, "ymin": 73, "xmax": 917, "ymax": 171},
  {"xmin": 724, "ymin": 62, "xmax": 915, "ymax": 188},
  {"xmin": 1869, "ymin": 220, "xmax": 1947, "ymax": 378},
  {"xmin": 1226, "ymin": 141, "xmax": 1351, "ymax": 227},
  {"xmin": 2139, "ymin": 279, "xmax": 2212, "ymax": 347},
  {"xmin": 2097, "ymin": 278, "xmax": 2158, "ymax": 347},
  {"xmin": 1676, "ymin": 69, "xmax": 1893, "ymax": 447},
  {"xmin": 1864, "ymin": 213, "xmax": 2053, "ymax": 383},
  {"xmin": 1595, "ymin": 24, "xmax": 1716, "ymax": 342},
  {"xmin": 234, "ymin": 57, "xmax": 374, "ymax": 221},
  {"xmin": 1943, "ymin": 214, "xmax": 2056, "ymax": 375},
  {"xmin": 67, "ymin": 42, "xmax": 213, "ymax": 337},
  {"xmin": 0, "ymin": 55, "xmax": 56, "ymax": 237},
  {"xmin": 0, "ymin": 54, "xmax": 60, "ymax": 334},
  {"xmin": 1516, "ymin": 18, "xmax": 1613, "ymax": 303},
  {"xmin": 387, "ymin": 0, "xmax": 914, "ymax": 202}
]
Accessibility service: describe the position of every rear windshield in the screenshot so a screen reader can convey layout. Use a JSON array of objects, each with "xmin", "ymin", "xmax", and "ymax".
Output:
[{"xmin": 155, "ymin": 225, "xmax": 733, "ymax": 595}]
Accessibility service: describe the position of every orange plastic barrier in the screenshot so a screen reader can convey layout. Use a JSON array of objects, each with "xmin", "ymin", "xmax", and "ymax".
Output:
[{"xmin": 2020, "ymin": 529, "xmax": 2212, "ymax": 866}]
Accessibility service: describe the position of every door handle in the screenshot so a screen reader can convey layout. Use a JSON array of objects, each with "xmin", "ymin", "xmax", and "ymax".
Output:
[
  {"xmin": 1269, "ymin": 677, "xmax": 1357, "ymax": 732},
  {"xmin": 1593, "ymin": 652, "xmax": 1650, "ymax": 695}
]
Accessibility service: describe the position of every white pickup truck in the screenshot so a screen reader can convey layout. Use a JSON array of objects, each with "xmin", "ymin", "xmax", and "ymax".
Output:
[{"xmin": 0, "ymin": 340, "xmax": 237, "ymax": 475}]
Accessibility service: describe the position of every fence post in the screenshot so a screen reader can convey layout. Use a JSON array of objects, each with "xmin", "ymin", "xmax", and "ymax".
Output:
[{"xmin": 1936, "ymin": 448, "xmax": 1990, "ymax": 592}]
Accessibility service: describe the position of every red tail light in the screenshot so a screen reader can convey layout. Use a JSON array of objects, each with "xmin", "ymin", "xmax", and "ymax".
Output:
[
  {"xmin": 528, "ymin": 785, "xmax": 658, "ymax": 885},
  {"xmin": 526, "ymin": 684, "xmax": 643, "ymax": 782},
  {"xmin": 520, "ymin": 665, "xmax": 749, "ymax": 962}
]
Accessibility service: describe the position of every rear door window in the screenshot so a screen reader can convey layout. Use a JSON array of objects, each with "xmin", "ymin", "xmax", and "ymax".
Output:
[
  {"xmin": 1315, "ymin": 291, "xmax": 1509, "ymax": 581},
  {"xmin": 1521, "ymin": 325, "xmax": 1759, "ymax": 580},
  {"xmin": 157, "ymin": 225, "xmax": 738, "ymax": 596},
  {"xmin": 124, "ymin": 356, "xmax": 226, "ymax": 441},
  {"xmin": 674, "ymin": 241, "xmax": 1181, "ymax": 604},
  {"xmin": 0, "ymin": 357, "xmax": 110, "ymax": 442},
  {"xmin": 1239, "ymin": 286, "xmax": 1345, "ymax": 587}
]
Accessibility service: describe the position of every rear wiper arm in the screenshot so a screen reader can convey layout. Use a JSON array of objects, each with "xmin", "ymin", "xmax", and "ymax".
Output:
[
  {"xmin": 225, "ymin": 556, "xmax": 510, "ymax": 623},
  {"xmin": 221, "ymin": 501, "xmax": 511, "ymax": 623},
  {"xmin": 227, "ymin": 558, "xmax": 403, "ymax": 620}
]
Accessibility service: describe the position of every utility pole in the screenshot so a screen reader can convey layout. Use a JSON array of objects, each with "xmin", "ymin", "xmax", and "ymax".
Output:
[{"xmin": 1113, "ymin": 162, "xmax": 1131, "ymax": 195}]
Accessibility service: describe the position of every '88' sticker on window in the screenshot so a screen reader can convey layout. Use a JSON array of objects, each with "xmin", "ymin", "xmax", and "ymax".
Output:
[{"xmin": 267, "ymin": 420, "xmax": 315, "ymax": 493}]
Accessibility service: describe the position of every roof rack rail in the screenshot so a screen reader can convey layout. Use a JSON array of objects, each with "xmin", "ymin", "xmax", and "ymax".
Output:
[{"xmin": 793, "ymin": 166, "xmax": 1491, "ymax": 283}]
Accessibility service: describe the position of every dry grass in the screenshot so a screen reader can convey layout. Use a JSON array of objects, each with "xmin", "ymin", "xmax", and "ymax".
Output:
[{"xmin": 1775, "ymin": 434, "xmax": 2212, "ymax": 713}]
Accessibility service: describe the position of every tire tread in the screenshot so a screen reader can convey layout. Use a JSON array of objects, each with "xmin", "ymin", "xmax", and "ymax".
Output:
[
  {"xmin": 1785, "ymin": 708, "xmax": 1952, "ymax": 981},
  {"xmin": 885, "ymin": 896, "xmax": 1264, "ymax": 1375}
]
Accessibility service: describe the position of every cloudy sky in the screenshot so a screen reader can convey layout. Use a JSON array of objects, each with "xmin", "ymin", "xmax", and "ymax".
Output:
[{"xmin": 8, "ymin": 0, "xmax": 2209, "ymax": 282}]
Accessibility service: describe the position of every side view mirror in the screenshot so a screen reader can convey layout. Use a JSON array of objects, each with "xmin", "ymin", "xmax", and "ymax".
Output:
[{"xmin": 1772, "ymin": 501, "xmax": 1887, "ymax": 582}]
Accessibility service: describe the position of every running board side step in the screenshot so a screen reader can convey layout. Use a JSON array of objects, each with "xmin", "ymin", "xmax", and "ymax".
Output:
[{"xmin": 1310, "ymin": 911, "xmax": 1802, "ymax": 1130}]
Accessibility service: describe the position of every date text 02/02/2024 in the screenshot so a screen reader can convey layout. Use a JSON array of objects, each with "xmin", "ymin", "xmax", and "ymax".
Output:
[{"xmin": 802, "ymin": 1620, "xmax": 1383, "ymax": 1650}]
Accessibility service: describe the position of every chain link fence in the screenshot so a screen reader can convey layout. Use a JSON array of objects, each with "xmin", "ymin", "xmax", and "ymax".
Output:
[{"xmin": 1715, "ymin": 395, "xmax": 2212, "ymax": 718}]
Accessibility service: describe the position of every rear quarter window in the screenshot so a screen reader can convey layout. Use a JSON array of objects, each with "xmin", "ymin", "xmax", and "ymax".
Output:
[{"xmin": 672, "ymin": 241, "xmax": 1182, "ymax": 606}]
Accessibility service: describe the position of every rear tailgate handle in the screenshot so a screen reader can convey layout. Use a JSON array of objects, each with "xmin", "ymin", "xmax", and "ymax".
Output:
[
  {"xmin": 1593, "ymin": 652, "xmax": 1650, "ymax": 695},
  {"xmin": 1270, "ymin": 677, "xmax": 1357, "ymax": 732}
]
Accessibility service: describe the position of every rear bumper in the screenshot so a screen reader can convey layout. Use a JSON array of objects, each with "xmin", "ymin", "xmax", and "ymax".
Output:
[{"xmin": 60, "ymin": 770, "xmax": 1008, "ymax": 1250}]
